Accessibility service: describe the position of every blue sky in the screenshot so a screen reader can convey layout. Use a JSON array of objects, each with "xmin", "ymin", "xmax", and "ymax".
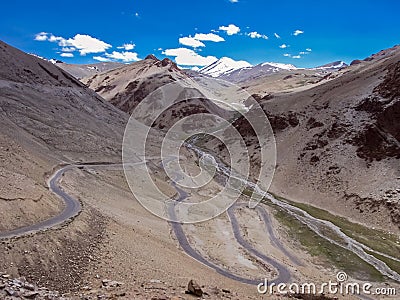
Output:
[{"xmin": 1, "ymin": 0, "xmax": 399, "ymax": 68}]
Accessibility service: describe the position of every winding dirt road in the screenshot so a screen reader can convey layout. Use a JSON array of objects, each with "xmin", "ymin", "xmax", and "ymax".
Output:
[
  {"xmin": 0, "ymin": 165, "xmax": 81, "ymax": 239},
  {"xmin": 0, "ymin": 162, "xmax": 294, "ymax": 286},
  {"xmin": 168, "ymin": 179, "xmax": 292, "ymax": 285},
  {"xmin": 0, "ymin": 157, "xmax": 395, "ymax": 300}
]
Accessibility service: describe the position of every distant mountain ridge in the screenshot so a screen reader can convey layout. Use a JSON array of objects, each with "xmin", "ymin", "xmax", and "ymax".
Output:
[
  {"xmin": 55, "ymin": 62, "xmax": 124, "ymax": 79},
  {"xmin": 217, "ymin": 61, "xmax": 298, "ymax": 83},
  {"xmin": 199, "ymin": 44, "xmax": 400, "ymax": 232},
  {"xmin": 313, "ymin": 61, "xmax": 348, "ymax": 71},
  {"xmin": 28, "ymin": 53, "xmax": 125, "ymax": 79},
  {"xmin": 82, "ymin": 54, "xmax": 188, "ymax": 115},
  {"xmin": 198, "ymin": 57, "xmax": 348, "ymax": 83},
  {"xmin": 29, "ymin": 51, "xmax": 349, "ymax": 83}
]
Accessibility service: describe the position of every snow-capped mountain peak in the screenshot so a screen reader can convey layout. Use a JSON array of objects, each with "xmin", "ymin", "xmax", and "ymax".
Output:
[
  {"xmin": 197, "ymin": 57, "xmax": 349, "ymax": 83},
  {"xmin": 199, "ymin": 57, "xmax": 252, "ymax": 78},
  {"xmin": 261, "ymin": 62, "xmax": 297, "ymax": 70},
  {"xmin": 314, "ymin": 61, "xmax": 348, "ymax": 70},
  {"xmin": 205, "ymin": 60, "xmax": 299, "ymax": 83}
]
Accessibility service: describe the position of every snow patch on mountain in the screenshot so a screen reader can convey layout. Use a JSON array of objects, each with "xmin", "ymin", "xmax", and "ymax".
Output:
[
  {"xmin": 313, "ymin": 61, "xmax": 348, "ymax": 70},
  {"xmin": 261, "ymin": 62, "xmax": 297, "ymax": 70},
  {"xmin": 199, "ymin": 57, "xmax": 252, "ymax": 78},
  {"xmin": 29, "ymin": 53, "xmax": 62, "ymax": 64}
]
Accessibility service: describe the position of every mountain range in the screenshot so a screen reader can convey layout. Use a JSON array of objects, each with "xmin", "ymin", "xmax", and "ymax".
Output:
[
  {"xmin": 78, "ymin": 42, "xmax": 400, "ymax": 232},
  {"xmin": 0, "ymin": 38, "xmax": 399, "ymax": 299},
  {"xmin": 201, "ymin": 45, "xmax": 400, "ymax": 230},
  {"xmin": 51, "ymin": 53, "xmax": 349, "ymax": 85},
  {"xmin": 197, "ymin": 57, "xmax": 348, "ymax": 83}
]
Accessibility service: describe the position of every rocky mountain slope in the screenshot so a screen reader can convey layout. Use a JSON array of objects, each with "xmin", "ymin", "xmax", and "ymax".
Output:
[
  {"xmin": 82, "ymin": 55, "xmax": 188, "ymax": 114},
  {"xmin": 55, "ymin": 61, "xmax": 123, "ymax": 79},
  {"xmin": 313, "ymin": 60, "xmax": 348, "ymax": 71},
  {"xmin": 2, "ymin": 38, "xmax": 399, "ymax": 298},
  {"xmin": 203, "ymin": 45, "xmax": 400, "ymax": 232},
  {"xmin": 236, "ymin": 69, "xmax": 342, "ymax": 96},
  {"xmin": 0, "ymin": 39, "xmax": 129, "ymax": 234},
  {"xmin": 0, "ymin": 41, "xmax": 127, "ymax": 161},
  {"xmin": 0, "ymin": 41, "xmax": 292, "ymax": 300},
  {"xmin": 83, "ymin": 55, "xmax": 234, "ymax": 129},
  {"xmin": 0, "ymin": 39, "xmax": 137, "ymax": 295}
]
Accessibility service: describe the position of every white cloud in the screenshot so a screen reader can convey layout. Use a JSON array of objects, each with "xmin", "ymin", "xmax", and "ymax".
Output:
[
  {"xmin": 60, "ymin": 53, "xmax": 74, "ymax": 58},
  {"xmin": 194, "ymin": 33, "xmax": 225, "ymax": 42},
  {"xmin": 35, "ymin": 32, "xmax": 114, "ymax": 58},
  {"xmin": 38, "ymin": 33, "xmax": 111, "ymax": 55},
  {"xmin": 65, "ymin": 34, "xmax": 112, "ymax": 55},
  {"xmin": 93, "ymin": 56, "xmax": 111, "ymax": 62},
  {"xmin": 135, "ymin": 12, "xmax": 139, "ymax": 17},
  {"xmin": 229, "ymin": 0, "xmax": 239, "ymax": 2},
  {"xmin": 35, "ymin": 32, "xmax": 113, "ymax": 56},
  {"xmin": 283, "ymin": 53, "xmax": 291, "ymax": 57},
  {"xmin": 279, "ymin": 44, "xmax": 288, "ymax": 49},
  {"xmin": 117, "ymin": 43, "xmax": 135, "ymax": 50},
  {"xmin": 48, "ymin": 35, "xmax": 66, "ymax": 43},
  {"xmin": 219, "ymin": 24, "xmax": 240, "ymax": 35},
  {"xmin": 93, "ymin": 51, "xmax": 140, "ymax": 63},
  {"xmin": 34, "ymin": 32, "xmax": 48, "ymax": 41},
  {"xmin": 292, "ymin": 55, "xmax": 301, "ymax": 59},
  {"xmin": 179, "ymin": 37, "xmax": 205, "ymax": 48},
  {"xmin": 61, "ymin": 47, "xmax": 76, "ymax": 52},
  {"xmin": 179, "ymin": 33, "xmax": 225, "ymax": 48},
  {"xmin": 306, "ymin": 48, "xmax": 312, "ymax": 52},
  {"xmin": 274, "ymin": 33, "xmax": 281, "ymax": 39},
  {"xmin": 247, "ymin": 32, "xmax": 268, "ymax": 39},
  {"xmin": 105, "ymin": 51, "xmax": 140, "ymax": 62},
  {"xmin": 293, "ymin": 30, "xmax": 304, "ymax": 36},
  {"xmin": 162, "ymin": 48, "xmax": 217, "ymax": 66}
]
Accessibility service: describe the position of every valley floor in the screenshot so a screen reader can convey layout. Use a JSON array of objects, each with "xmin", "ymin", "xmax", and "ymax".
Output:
[{"xmin": 3, "ymin": 153, "xmax": 394, "ymax": 299}]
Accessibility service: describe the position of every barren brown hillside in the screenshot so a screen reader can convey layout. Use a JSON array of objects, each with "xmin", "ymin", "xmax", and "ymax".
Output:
[
  {"xmin": 0, "ymin": 40, "xmax": 128, "ymax": 231},
  {"xmin": 0, "ymin": 41, "xmax": 289, "ymax": 300},
  {"xmin": 205, "ymin": 45, "xmax": 400, "ymax": 232}
]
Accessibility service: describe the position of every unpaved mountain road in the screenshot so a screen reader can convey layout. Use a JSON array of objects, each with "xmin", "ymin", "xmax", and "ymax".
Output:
[
  {"xmin": 0, "ymin": 162, "xmax": 294, "ymax": 286},
  {"xmin": 168, "ymin": 177, "xmax": 292, "ymax": 285},
  {"xmin": 0, "ymin": 165, "xmax": 81, "ymax": 239},
  {"xmin": 0, "ymin": 158, "xmax": 389, "ymax": 300},
  {"xmin": 0, "ymin": 162, "xmax": 143, "ymax": 239}
]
